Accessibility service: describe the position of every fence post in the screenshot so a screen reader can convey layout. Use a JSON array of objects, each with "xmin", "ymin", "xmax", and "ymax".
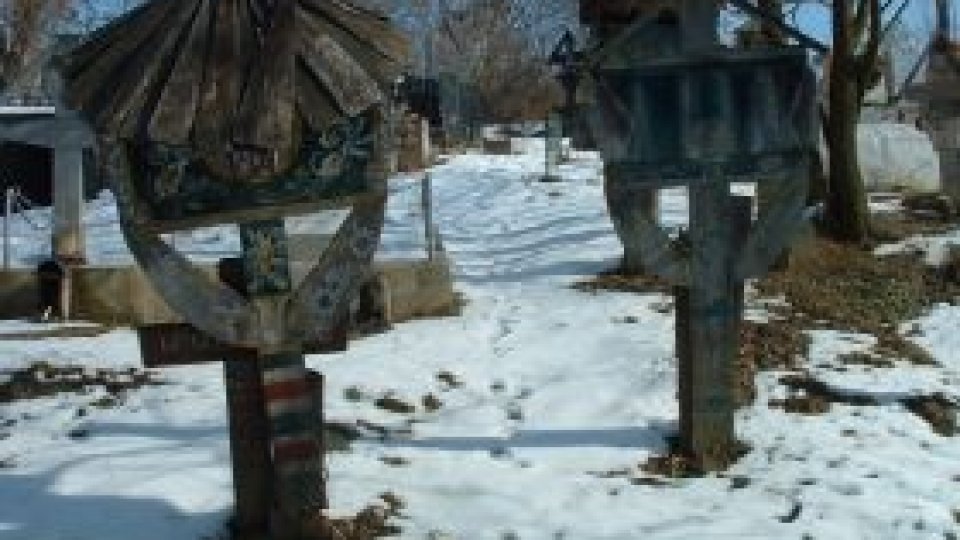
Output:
[
  {"xmin": 3, "ymin": 187, "xmax": 12, "ymax": 270},
  {"xmin": 422, "ymin": 174, "xmax": 434, "ymax": 261}
]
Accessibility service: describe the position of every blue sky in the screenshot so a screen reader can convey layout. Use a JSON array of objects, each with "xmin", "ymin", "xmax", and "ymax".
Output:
[
  {"xmin": 793, "ymin": 0, "xmax": 956, "ymax": 44},
  {"xmin": 84, "ymin": 0, "xmax": 956, "ymax": 49}
]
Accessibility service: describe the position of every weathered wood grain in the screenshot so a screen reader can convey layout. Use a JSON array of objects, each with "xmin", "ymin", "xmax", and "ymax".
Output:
[
  {"xmin": 735, "ymin": 164, "xmax": 811, "ymax": 280},
  {"xmin": 62, "ymin": 0, "xmax": 409, "ymax": 166},
  {"xmin": 285, "ymin": 187, "xmax": 386, "ymax": 345},
  {"xmin": 148, "ymin": 0, "xmax": 214, "ymax": 143}
]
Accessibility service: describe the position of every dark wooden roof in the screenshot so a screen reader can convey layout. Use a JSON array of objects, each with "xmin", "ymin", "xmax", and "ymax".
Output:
[{"xmin": 60, "ymin": 0, "xmax": 408, "ymax": 156}]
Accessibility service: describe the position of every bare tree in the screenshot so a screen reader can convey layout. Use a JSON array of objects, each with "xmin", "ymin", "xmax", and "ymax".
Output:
[
  {"xmin": 822, "ymin": 0, "xmax": 909, "ymax": 243},
  {"xmin": 0, "ymin": 0, "xmax": 70, "ymax": 94},
  {"xmin": 435, "ymin": 0, "xmax": 568, "ymax": 121}
]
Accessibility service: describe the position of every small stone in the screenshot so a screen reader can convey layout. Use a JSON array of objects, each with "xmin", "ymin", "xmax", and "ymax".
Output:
[
  {"xmin": 436, "ymin": 371, "xmax": 463, "ymax": 389},
  {"xmin": 343, "ymin": 386, "xmax": 366, "ymax": 402},
  {"xmin": 730, "ymin": 476, "xmax": 751, "ymax": 490},
  {"xmin": 378, "ymin": 456, "xmax": 409, "ymax": 467},
  {"xmin": 374, "ymin": 395, "xmax": 416, "ymax": 414},
  {"xmin": 422, "ymin": 394, "xmax": 443, "ymax": 412},
  {"xmin": 778, "ymin": 502, "xmax": 802, "ymax": 523}
]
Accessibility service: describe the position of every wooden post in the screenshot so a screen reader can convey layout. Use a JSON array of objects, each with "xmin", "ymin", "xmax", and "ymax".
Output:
[
  {"xmin": 224, "ymin": 357, "xmax": 273, "ymax": 538},
  {"xmin": 218, "ymin": 258, "xmax": 273, "ymax": 539},
  {"xmin": 679, "ymin": 181, "xmax": 737, "ymax": 471},
  {"xmin": 675, "ymin": 195, "xmax": 750, "ymax": 466},
  {"xmin": 52, "ymin": 145, "xmax": 86, "ymax": 265},
  {"xmin": 238, "ymin": 220, "xmax": 326, "ymax": 538},
  {"xmin": 422, "ymin": 174, "xmax": 434, "ymax": 261}
]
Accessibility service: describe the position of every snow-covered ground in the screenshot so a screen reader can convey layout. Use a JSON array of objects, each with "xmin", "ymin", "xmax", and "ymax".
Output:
[{"xmin": 1, "ymin": 141, "xmax": 959, "ymax": 539}]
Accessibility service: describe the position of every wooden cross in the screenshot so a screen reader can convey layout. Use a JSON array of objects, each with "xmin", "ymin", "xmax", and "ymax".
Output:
[{"xmin": 589, "ymin": 0, "xmax": 817, "ymax": 470}]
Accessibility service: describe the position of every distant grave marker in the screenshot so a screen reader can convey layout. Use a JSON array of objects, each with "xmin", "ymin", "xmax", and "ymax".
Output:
[{"xmin": 543, "ymin": 111, "xmax": 564, "ymax": 181}]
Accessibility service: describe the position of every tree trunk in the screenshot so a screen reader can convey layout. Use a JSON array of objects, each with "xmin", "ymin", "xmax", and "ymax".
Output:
[
  {"xmin": 824, "ymin": 0, "xmax": 870, "ymax": 243},
  {"xmin": 826, "ymin": 76, "xmax": 869, "ymax": 242}
]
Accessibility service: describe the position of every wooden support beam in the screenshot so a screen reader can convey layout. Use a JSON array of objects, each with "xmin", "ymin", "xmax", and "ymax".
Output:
[
  {"xmin": 237, "ymin": 220, "xmax": 326, "ymax": 538},
  {"xmin": 216, "ymin": 257, "xmax": 273, "ymax": 539}
]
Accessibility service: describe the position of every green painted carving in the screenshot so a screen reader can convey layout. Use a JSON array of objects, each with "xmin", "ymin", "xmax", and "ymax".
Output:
[
  {"xmin": 240, "ymin": 220, "xmax": 293, "ymax": 295},
  {"xmin": 126, "ymin": 112, "xmax": 375, "ymax": 227}
]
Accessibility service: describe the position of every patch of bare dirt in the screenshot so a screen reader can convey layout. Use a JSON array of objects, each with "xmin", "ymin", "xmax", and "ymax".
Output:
[
  {"xmin": 0, "ymin": 362, "xmax": 164, "ymax": 404},
  {"xmin": 571, "ymin": 267, "xmax": 672, "ymax": 295},
  {"xmin": 774, "ymin": 374, "xmax": 879, "ymax": 414},
  {"xmin": 736, "ymin": 318, "xmax": 811, "ymax": 406},
  {"xmin": 315, "ymin": 493, "xmax": 405, "ymax": 539},
  {"xmin": 771, "ymin": 374, "xmax": 958, "ymax": 436},
  {"xmin": 758, "ymin": 239, "xmax": 929, "ymax": 335},
  {"xmin": 224, "ymin": 493, "xmax": 405, "ymax": 540},
  {"xmin": 639, "ymin": 436, "xmax": 751, "ymax": 478},
  {"xmin": 902, "ymin": 394, "xmax": 958, "ymax": 437},
  {"xmin": 373, "ymin": 395, "xmax": 416, "ymax": 415}
]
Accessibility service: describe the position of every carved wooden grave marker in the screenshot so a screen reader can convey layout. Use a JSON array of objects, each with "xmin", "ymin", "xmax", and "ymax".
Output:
[
  {"xmin": 588, "ymin": 0, "xmax": 817, "ymax": 470},
  {"xmin": 61, "ymin": 1, "xmax": 407, "ymax": 537}
]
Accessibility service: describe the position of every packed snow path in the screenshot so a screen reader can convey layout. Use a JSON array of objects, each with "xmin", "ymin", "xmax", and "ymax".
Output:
[{"xmin": 0, "ymin": 142, "xmax": 958, "ymax": 539}]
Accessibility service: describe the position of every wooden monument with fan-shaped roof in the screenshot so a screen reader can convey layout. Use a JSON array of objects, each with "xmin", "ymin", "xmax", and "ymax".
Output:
[
  {"xmin": 61, "ymin": 2, "xmax": 410, "ymax": 538},
  {"xmin": 62, "ymin": 0, "xmax": 408, "ymax": 231}
]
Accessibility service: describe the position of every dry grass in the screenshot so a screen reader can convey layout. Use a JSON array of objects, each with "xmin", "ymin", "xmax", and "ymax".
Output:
[
  {"xmin": 571, "ymin": 267, "xmax": 672, "ymax": 295},
  {"xmin": 758, "ymin": 238, "xmax": 929, "ymax": 335},
  {"xmin": 0, "ymin": 362, "xmax": 163, "ymax": 404}
]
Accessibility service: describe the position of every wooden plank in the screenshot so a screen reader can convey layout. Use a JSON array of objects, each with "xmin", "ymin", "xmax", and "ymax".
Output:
[
  {"xmin": 138, "ymin": 323, "xmax": 347, "ymax": 368},
  {"xmin": 605, "ymin": 151, "xmax": 802, "ymax": 187},
  {"xmin": 602, "ymin": 173, "xmax": 690, "ymax": 284},
  {"xmin": 100, "ymin": 1, "xmax": 204, "ymax": 137},
  {"xmin": 286, "ymin": 188, "xmax": 386, "ymax": 344},
  {"xmin": 65, "ymin": 0, "xmax": 179, "ymax": 124},
  {"xmin": 299, "ymin": 0, "xmax": 410, "ymax": 66},
  {"xmin": 106, "ymin": 145, "xmax": 264, "ymax": 348},
  {"xmin": 296, "ymin": 27, "xmax": 382, "ymax": 117},
  {"xmin": 148, "ymin": 0, "xmax": 214, "ymax": 143},
  {"xmin": 295, "ymin": 2, "xmax": 405, "ymax": 105},
  {"xmin": 223, "ymin": 357, "xmax": 272, "ymax": 538},
  {"xmin": 735, "ymin": 163, "xmax": 811, "ymax": 280},
  {"xmin": 679, "ymin": 181, "xmax": 738, "ymax": 471},
  {"xmin": 237, "ymin": 221, "xmax": 328, "ymax": 532}
]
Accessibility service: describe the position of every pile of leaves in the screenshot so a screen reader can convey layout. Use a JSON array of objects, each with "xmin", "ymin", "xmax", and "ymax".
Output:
[
  {"xmin": 0, "ymin": 362, "xmax": 163, "ymax": 403},
  {"xmin": 571, "ymin": 266, "xmax": 672, "ymax": 295}
]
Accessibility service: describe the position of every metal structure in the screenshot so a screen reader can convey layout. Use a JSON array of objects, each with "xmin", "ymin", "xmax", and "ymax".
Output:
[
  {"xmin": 587, "ymin": 0, "xmax": 817, "ymax": 470},
  {"xmin": 61, "ymin": 1, "xmax": 407, "ymax": 537}
]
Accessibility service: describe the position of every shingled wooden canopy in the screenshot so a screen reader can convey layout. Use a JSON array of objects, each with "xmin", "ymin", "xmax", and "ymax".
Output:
[
  {"xmin": 60, "ymin": 0, "xmax": 408, "ymax": 181},
  {"xmin": 59, "ymin": 0, "xmax": 408, "ymax": 230}
]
